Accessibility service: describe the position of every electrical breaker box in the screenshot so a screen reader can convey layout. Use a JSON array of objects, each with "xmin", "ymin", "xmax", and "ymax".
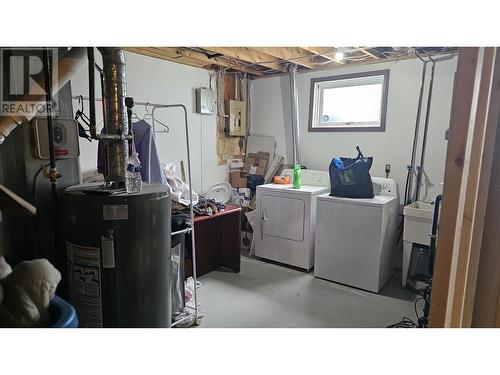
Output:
[
  {"xmin": 195, "ymin": 87, "xmax": 216, "ymax": 114},
  {"xmin": 32, "ymin": 117, "xmax": 80, "ymax": 160},
  {"xmin": 229, "ymin": 100, "xmax": 246, "ymax": 137}
]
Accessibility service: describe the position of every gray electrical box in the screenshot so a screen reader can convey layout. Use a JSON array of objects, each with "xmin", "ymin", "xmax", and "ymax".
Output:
[
  {"xmin": 195, "ymin": 87, "xmax": 215, "ymax": 115},
  {"xmin": 32, "ymin": 117, "xmax": 80, "ymax": 159}
]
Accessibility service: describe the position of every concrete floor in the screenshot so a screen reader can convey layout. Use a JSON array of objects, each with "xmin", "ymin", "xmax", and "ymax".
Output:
[{"xmin": 198, "ymin": 255, "xmax": 418, "ymax": 328}]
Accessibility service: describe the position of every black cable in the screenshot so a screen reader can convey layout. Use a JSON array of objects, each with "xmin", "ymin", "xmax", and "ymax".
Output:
[
  {"xmin": 387, "ymin": 317, "xmax": 417, "ymax": 328},
  {"xmin": 414, "ymin": 297, "xmax": 425, "ymax": 322},
  {"xmin": 32, "ymin": 161, "xmax": 56, "ymax": 258}
]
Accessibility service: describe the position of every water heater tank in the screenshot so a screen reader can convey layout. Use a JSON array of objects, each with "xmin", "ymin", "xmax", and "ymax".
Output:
[{"xmin": 64, "ymin": 183, "xmax": 171, "ymax": 327}]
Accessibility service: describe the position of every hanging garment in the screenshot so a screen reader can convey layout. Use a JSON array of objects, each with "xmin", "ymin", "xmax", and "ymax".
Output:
[
  {"xmin": 97, "ymin": 119, "xmax": 166, "ymax": 184},
  {"xmin": 132, "ymin": 120, "xmax": 166, "ymax": 184}
]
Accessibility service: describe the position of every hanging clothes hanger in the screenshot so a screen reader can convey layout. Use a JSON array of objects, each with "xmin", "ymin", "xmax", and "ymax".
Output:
[
  {"xmin": 143, "ymin": 102, "xmax": 153, "ymax": 121},
  {"xmin": 130, "ymin": 102, "xmax": 169, "ymax": 133},
  {"xmin": 153, "ymin": 118, "xmax": 169, "ymax": 134},
  {"xmin": 131, "ymin": 112, "xmax": 141, "ymax": 121}
]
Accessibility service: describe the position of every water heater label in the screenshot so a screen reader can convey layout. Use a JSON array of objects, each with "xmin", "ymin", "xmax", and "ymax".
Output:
[
  {"xmin": 101, "ymin": 236, "xmax": 115, "ymax": 269},
  {"xmin": 66, "ymin": 242, "xmax": 102, "ymax": 327},
  {"xmin": 103, "ymin": 204, "xmax": 128, "ymax": 220}
]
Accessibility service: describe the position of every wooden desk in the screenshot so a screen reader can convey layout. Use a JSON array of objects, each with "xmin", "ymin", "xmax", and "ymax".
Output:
[{"xmin": 185, "ymin": 204, "xmax": 241, "ymax": 278}]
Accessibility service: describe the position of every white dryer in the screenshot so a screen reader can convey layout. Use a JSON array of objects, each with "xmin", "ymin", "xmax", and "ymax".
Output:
[
  {"xmin": 314, "ymin": 178, "xmax": 399, "ymax": 292},
  {"xmin": 254, "ymin": 170, "xmax": 330, "ymax": 270}
]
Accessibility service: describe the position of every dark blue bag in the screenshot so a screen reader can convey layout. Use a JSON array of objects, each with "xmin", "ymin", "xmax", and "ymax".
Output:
[{"xmin": 329, "ymin": 146, "xmax": 374, "ymax": 198}]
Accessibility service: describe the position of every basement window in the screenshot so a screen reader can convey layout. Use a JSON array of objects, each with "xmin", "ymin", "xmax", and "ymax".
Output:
[{"xmin": 308, "ymin": 70, "xmax": 389, "ymax": 132}]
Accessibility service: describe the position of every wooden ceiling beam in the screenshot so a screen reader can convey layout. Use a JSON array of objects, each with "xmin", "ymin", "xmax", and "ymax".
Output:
[
  {"xmin": 301, "ymin": 47, "xmax": 345, "ymax": 64},
  {"xmin": 124, "ymin": 47, "xmax": 207, "ymax": 69},
  {"xmin": 250, "ymin": 47, "xmax": 315, "ymax": 69},
  {"xmin": 126, "ymin": 47, "xmax": 265, "ymax": 76},
  {"xmin": 203, "ymin": 47, "xmax": 287, "ymax": 72},
  {"xmin": 356, "ymin": 47, "xmax": 380, "ymax": 60}
]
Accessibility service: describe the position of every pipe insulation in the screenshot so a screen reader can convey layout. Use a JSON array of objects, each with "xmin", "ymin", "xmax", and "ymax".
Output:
[
  {"xmin": 98, "ymin": 47, "xmax": 129, "ymax": 185},
  {"xmin": 0, "ymin": 47, "xmax": 87, "ymax": 144},
  {"xmin": 288, "ymin": 64, "xmax": 301, "ymax": 166}
]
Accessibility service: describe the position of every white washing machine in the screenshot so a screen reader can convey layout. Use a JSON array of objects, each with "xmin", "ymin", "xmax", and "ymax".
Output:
[
  {"xmin": 314, "ymin": 178, "xmax": 399, "ymax": 292},
  {"xmin": 254, "ymin": 169, "xmax": 330, "ymax": 270}
]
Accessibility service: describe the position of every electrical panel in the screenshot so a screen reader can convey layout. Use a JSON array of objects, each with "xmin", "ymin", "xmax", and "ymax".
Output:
[
  {"xmin": 32, "ymin": 117, "xmax": 80, "ymax": 160},
  {"xmin": 229, "ymin": 100, "xmax": 246, "ymax": 137},
  {"xmin": 195, "ymin": 87, "xmax": 216, "ymax": 115}
]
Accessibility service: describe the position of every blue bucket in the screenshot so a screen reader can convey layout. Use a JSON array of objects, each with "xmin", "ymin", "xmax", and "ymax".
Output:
[{"xmin": 48, "ymin": 295, "xmax": 78, "ymax": 328}]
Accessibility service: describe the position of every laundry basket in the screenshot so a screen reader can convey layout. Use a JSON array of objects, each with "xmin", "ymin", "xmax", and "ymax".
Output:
[{"xmin": 48, "ymin": 295, "xmax": 78, "ymax": 328}]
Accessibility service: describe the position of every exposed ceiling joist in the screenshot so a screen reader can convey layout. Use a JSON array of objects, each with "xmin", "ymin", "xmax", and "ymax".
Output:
[
  {"xmin": 250, "ymin": 47, "xmax": 315, "ymax": 69},
  {"xmin": 356, "ymin": 47, "xmax": 380, "ymax": 59},
  {"xmin": 301, "ymin": 47, "xmax": 345, "ymax": 65},
  {"xmin": 126, "ymin": 47, "xmax": 264, "ymax": 76},
  {"xmin": 125, "ymin": 47, "xmax": 458, "ymax": 79},
  {"xmin": 203, "ymin": 47, "xmax": 287, "ymax": 72},
  {"xmin": 175, "ymin": 48, "xmax": 265, "ymax": 76},
  {"xmin": 125, "ymin": 47, "xmax": 207, "ymax": 69}
]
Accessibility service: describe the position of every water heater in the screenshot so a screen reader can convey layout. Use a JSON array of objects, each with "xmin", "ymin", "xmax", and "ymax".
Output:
[{"xmin": 64, "ymin": 183, "xmax": 171, "ymax": 327}]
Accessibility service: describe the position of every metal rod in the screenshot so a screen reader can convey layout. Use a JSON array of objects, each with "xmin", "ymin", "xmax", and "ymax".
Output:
[
  {"xmin": 74, "ymin": 96, "xmax": 193, "ymax": 108},
  {"xmin": 151, "ymin": 104, "xmax": 199, "ymax": 326},
  {"xmin": 87, "ymin": 47, "xmax": 97, "ymax": 139},
  {"xmin": 98, "ymin": 66, "xmax": 107, "ymax": 133},
  {"xmin": 288, "ymin": 64, "xmax": 301, "ymax": 166},
  {"xmin": 171, "ymin": 227, "xmax": 192, "ymax": 237}
]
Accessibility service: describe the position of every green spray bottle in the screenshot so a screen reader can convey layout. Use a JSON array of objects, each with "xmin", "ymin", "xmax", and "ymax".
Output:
[{"xmin": 293, "ymin": 164, "xmax": 302, "ymax": 189}]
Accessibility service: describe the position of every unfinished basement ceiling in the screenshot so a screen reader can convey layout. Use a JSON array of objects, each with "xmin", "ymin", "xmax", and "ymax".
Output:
[{"xmin": 124, "ymin": 47, "xmax": 458, "ymax": 77}]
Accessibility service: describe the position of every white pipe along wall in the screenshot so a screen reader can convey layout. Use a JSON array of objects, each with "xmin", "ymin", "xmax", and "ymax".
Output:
[
  {"xmin": 250, "ymin": 56, "xmax": 458, "ymax": 205},
  {"xmin": 70, "ymin": 50, "xmax": 226, "ymax": 194}
]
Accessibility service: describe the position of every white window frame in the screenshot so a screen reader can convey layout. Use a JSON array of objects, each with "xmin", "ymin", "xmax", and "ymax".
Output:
[{"xmin": 308, "ymin": 69, "xmax": 390, "ymax": 132}]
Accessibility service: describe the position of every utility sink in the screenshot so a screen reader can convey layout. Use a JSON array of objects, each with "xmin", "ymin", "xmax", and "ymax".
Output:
[{"xmin": 403, "ymin": 201, "xmax": 434, "ymax": 246}]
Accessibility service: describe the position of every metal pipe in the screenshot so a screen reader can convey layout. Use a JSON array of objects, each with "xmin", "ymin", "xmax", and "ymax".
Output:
[
  {"xmin": 87, "ymin": 47, "xmax": 97, "ymax": 139},
  {"xmin": 414, "ymin": 58, "xmax": 437, "ymax": 202},
  {"xmin": 413, "ymin": 53, "xmax": 457, "ymax": 202},
  {"xmin": 405, "ymin": 57, "xmax": 428, "ymax": 205},
  {"xmin": 429, "ymin": 194, "xmax": 442, "ymax": 275},
  {"xmin": 98, "ymin": 48, "xmax": 129, "ymax": 186},
  {"xmin": 234, "ymin": 73, "xmax": 240, "ymax": 100},
  {"xmin": 288, "ymin": 64, "xmax": 301, "ymax": 166},
  {"xmin": 0, "ymin": 47, "xmax": 87, "ymax": 143},
  {"xmin": 42, "ymin": 48, "xmax": 60, "ymax": 261},
  {"xmin": 97, "ymin": 134, "xmax": 132, "ymax": 140},
  {"xmin": 96, "ymin": 63, "xmax": 107, "ymax": 132}
]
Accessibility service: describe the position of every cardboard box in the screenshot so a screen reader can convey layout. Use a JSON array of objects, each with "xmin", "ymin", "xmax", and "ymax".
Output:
[
  {"xmin": 243, "ymin": 151, "xmax": 269, "ymax": 177},
  {"xmin": 229, "ymin": 171, "xmax": 247, "ymax": 188}
]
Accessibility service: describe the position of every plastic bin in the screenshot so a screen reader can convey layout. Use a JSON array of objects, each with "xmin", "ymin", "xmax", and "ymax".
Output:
[{"xmin": 48, "ymin": 295, "xmax": 78, "ymax": 328}]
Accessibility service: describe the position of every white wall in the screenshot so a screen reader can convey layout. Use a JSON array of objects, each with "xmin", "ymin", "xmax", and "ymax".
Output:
[
  {"xmin": 251, "ymin": 57, "xmax": 458, "ymax": 203},
  {"xmin": 70, "ymin": 51, "xmax": 226, "ymax": 194}
]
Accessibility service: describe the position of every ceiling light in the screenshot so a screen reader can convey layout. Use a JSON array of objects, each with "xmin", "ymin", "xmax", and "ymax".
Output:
[{"xmin": 334, "ymin": 52, "xmax": 344, "ymax": 61}]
